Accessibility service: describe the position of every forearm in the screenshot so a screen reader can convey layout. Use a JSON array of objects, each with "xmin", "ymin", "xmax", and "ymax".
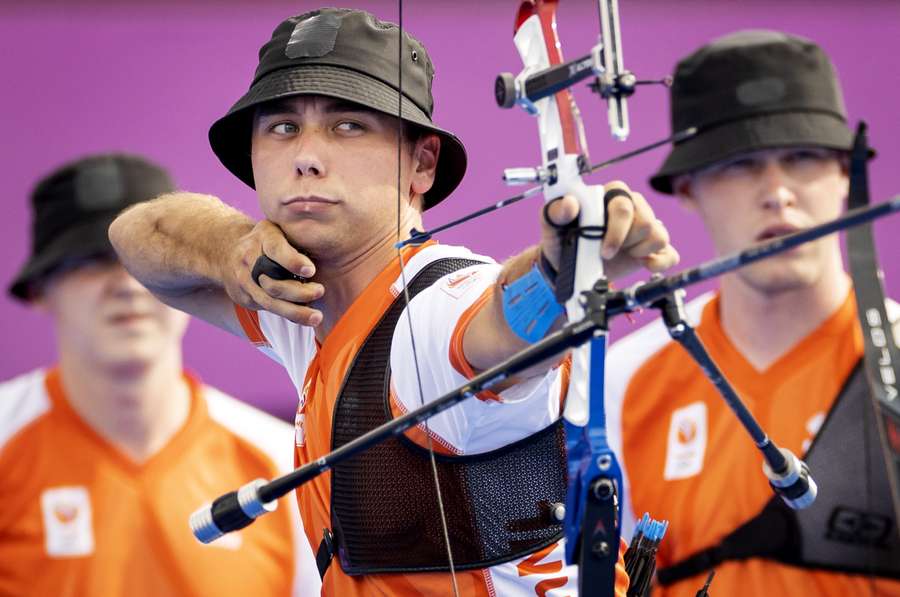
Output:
[
  {"xmin": 463, "ymin": 246, "xmax": 567, "ymax": 375},
  {"xmin": 109, "ymin": 192, "xmax": 255, "ymax": 297}
]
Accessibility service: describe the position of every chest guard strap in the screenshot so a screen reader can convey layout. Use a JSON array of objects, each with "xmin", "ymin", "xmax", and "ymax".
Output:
[
  {"xmin": 658, "ymin": 361, "xmax": 900, "ymax": 586},
  {"xmin": 330, "ymin": 257, "xmax": 567, "ymax": 575}
]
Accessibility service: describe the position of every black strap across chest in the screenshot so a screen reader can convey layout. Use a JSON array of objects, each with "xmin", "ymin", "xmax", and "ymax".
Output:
[
  {"xmin": 657, "ymin": 360, "xmax": 900, "ymax": 586},
  {"xmin": 328, "ymin": 257, "xmax": 568, "ymax": 576}
]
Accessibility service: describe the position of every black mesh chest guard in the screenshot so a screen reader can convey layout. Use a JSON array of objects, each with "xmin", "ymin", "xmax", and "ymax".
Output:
[
  {"xmin": 330, "ymin": 257, "xmax": 567, "ymax": 575},
  {"xmin": 658, "ymin": 361, "xmax": 900, "ymax": 586}
]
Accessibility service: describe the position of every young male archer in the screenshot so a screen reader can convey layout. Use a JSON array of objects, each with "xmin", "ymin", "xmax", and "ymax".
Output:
[
  {"xmin": 606, "ymin": 30, "xmax": 900, "ymax": 596},
  {"xmin": 111, "ymin": 7, "xmax": 679, "ymax": 596}
]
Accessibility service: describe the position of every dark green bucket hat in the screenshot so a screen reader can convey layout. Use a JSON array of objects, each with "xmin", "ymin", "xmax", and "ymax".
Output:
[
  {"xmin": 650, "ymin": 30, "xmax": 860, "ymax": 195},
  {"xmin": 209, "ymin": 8, "xmax": 467, "ymax": 210},
  {"xmin": 10, "ymin": 154, "xmax": 174, "ymax": 301}
]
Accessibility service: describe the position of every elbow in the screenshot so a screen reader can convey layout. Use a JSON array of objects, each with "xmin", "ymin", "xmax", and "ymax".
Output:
[
  {"xmin": 109, "ymin": 202, "xmax": 154, "ymax": 257},
  {"xmin": 107, "ymin": 209, "xmax": 128, "ymax": 254}
]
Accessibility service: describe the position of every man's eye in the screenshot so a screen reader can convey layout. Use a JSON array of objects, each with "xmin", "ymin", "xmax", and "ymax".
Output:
[
  {"xmin": 335, "ymin": 121, "xmax": 364, "ymax": 133},
  {"xmin": 784, "ymin": 149, "xmax": 829, "ymax": 164},
  {"xmin": 270, "ymin": 122, "xmax": 298, "ymax": 135},
  {"xmin": 719, "ymin": 158, "xmax": 758, "ymax": 174}
]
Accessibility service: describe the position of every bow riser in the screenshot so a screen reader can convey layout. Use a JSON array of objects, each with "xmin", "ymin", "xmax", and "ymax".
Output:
[{"xmin": 509, "ymin": 2, "xmax": 623, "ymax": 583}]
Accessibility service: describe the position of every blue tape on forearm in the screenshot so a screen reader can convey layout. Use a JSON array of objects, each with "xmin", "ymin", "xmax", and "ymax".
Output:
[{"xmin": 502, "ymin": 264, "xmax": 565, "ymax": 343}]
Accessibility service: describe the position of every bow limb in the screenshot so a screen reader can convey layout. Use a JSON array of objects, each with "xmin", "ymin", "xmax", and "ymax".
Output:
[{"xmin": 846, "ymin": 122, "xmax": 900, "ymax": 543}]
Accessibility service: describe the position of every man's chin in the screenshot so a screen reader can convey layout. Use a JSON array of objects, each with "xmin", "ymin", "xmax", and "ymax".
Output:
[
  {"xmin": 100, "ymin": 357, "xmax": 153, "ymax": 379},
  {"xmin": 283, "ymin": 229, "xmax": 344, "ymax": 261},
  {"xmin": 95, "ymin": 341, "xmax": 163, "ymax": 376},
  {"xmin": 737, "ymin": 261, "xmax": 819, "ymax": 296}
]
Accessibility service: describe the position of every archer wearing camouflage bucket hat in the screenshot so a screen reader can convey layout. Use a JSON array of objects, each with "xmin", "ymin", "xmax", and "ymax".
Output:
[{"xmin": 209, "ymin": 7, "xmax": 467, "ymax": 209}]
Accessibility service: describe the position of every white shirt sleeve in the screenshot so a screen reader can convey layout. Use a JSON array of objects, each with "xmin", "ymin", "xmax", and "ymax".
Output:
[
  {"xmin": 255, "ymin": 311, "xmax": 318, "ymax": 392},
  {"xmin": 389, "ymin": 262, "xmax": 566, "ymax": 455}
]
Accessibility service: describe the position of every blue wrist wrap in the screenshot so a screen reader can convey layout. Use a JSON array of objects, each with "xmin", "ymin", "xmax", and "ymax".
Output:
[{"xmin": 502, "ymin": 264, "xmax": 565, "ymax": 343}]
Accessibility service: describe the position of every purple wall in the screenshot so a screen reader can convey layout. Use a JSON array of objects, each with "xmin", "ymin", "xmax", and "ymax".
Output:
[{"xmin": 2, "ymin": 1, "xmax": 898, "ymax": 420}]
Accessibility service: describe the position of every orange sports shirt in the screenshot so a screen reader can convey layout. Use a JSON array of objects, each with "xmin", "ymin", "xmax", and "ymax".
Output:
[
  {"xmin": 236, "ymin": 242, "xmax": 629, "ymax": 596},
  {"xmin": 606, "ymin": 290, "xmax": 900, "ymax": 596},
  {"xmin": 0, "ymin": 368, "xmax": 319, "ymax": 597}
]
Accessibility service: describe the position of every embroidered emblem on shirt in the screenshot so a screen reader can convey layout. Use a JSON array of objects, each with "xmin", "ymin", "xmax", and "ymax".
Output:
[
  {"xmin": 440, "ymin": 269, "xmax": 481, "ymax": 299},
  {"xmin": 295, "ymin": 412, "xmax": 307, "ymax": 447},
  {"xmin": 41, "ymin": 486, "xmax": 94, "ymax": 557},
  {"xmin": 295, "ymin": 379, "xmax": 311, "ymax": 447},
  {"xmin": 664, "ymin": 402, "xmax": 707, "ymax": 480}
]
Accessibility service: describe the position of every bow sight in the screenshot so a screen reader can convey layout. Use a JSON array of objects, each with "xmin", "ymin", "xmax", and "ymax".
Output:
[{"xmin": 494, "ymin": 0, "xmax": 668, "ymax": 142}]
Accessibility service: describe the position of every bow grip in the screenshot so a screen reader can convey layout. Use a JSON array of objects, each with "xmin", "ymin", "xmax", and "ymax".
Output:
[{"xmin": 545, "ymin": 161, "xmax": 607, "ymax": 315}]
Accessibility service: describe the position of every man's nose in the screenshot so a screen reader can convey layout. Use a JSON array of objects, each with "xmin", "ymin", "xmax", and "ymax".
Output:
[
  {"xmin": 293, "ymin": 129, "xmax": 327, "ymax": 178},
  {"xmin": 106, "ymin": 263, "xmax": 149, "ymax": 297},
  {"xmin": 758, "ymin": 159, "xmax": 797, "ymax": 210}
]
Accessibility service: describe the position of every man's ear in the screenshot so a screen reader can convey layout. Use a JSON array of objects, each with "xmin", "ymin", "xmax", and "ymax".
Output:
[
  {"xmin": 838, "ymin": 150, "xmax": 851, "ymax": 176},
  {"xmin": 29, "ymin": 290, "xmax": 51, "ymax": 314},
  {"xmin": 410, "ymin": 133, "xmax": 441, "ymax": 196},
  {"xmin": 672, "ymin": 174, "xmax": 698, "ymax": 213}
]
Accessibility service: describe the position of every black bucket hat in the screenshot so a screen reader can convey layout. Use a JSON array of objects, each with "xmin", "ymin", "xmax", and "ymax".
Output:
[
  {"xmin": 650, "ymin": 30, "xmax": 859, "ymax": 195},
  {"xmin": 9, "ymin": 154, "xmax": 174, "ymax": 301},
  {"xmin": 209, "ymin": 8, "xmax": 467, "ymax": 210}
]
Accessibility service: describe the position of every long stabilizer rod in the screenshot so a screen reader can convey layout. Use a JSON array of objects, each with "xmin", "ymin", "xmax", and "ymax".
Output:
[{"xmin": 191, "ymin": 195, "xmax": 899, "ymax": 543}]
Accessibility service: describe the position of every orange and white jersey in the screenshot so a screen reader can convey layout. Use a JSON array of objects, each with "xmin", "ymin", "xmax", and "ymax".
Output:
[
  {"xmin": 236, "ymin": 242, "xmax": 629, "ymax": 596},
  {"xmin": 606, "ymin": 290, "xmax": 900, "ymax": 597},
  {"xmin": 0, "ymin": 367, "xmax": 320, "ymax": 597}
]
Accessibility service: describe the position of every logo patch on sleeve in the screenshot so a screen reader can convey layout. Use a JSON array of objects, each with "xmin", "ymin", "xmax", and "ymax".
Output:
[
  {"xmin": 664, "ymin": 402, "xmax": 707, "ymax": 480},
  {"xmin": 440, "ymin": 269, "xmax": 481, "ymax": 299},
  {"xmin": 41, "ymin": 486, "xmax": 94, "ymax": 557}
]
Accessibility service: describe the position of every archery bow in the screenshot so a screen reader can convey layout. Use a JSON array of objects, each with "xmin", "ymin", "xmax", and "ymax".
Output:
[{"xmin": 493, "ymin": 1, "xmax": 637, "ymax": 591}]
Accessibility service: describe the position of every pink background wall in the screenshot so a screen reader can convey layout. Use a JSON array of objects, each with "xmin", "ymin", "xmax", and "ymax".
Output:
[{"xmin": 2, "ymin": 1, "xmax": 898, "ymax": 419}]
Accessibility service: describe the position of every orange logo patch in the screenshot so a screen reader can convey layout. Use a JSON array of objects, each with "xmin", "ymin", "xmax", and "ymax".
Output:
[
  {"xmin": 677, "ymin": 420, "xmax": 696, "ymax": 444},
  {"xmin": 53, "ymin": 504, "xmax": 79, "ymax": 524}
]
